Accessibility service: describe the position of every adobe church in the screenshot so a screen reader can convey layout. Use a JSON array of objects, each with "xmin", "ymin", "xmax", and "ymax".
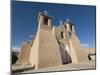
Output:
[{"xmin": 14, "ymin": 11, "xmax": 95, "ymax": 70}]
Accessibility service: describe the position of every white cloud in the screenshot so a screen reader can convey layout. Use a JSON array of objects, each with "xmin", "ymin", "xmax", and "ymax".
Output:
[
  {"xmin": 29, "ymin": 34, "xmax": 35, "ymax": 39},
  {"xmin": 11, "ymin": 47, "xmax": 20, "ymax": 52},
  {"xmin": 82, "ymin": 43, "xmax": 90, "ymax": 48},
  {"xmin": 82, "ymin": 43, "xmax": 95, "ymax": 48},
  {"xmin": 29, "ymin": 35, "xmax": 33, "ymax": 38}
]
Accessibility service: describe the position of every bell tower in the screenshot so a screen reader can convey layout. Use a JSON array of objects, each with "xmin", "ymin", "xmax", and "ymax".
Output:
[
  {"xmin": 64, "ymin": 20, "xmax": 89, "ymax": 63},
  {"xmin": 30, "ymin": 11, "xmax": 62, "ymax": 69},
  {"xmin": 37, "ymin": 11, "xmax": 52, "ymax": 31}
]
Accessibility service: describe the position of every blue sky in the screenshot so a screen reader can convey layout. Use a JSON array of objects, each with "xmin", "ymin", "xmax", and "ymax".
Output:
[{"xmin": 12, "ymin": 1, "xmax": 96, "ymax": 49}]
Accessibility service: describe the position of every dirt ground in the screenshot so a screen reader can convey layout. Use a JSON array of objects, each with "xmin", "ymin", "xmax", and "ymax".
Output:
[{"xmin": 12, "ymin": 61, "xmax": 95, "ymax": 74}]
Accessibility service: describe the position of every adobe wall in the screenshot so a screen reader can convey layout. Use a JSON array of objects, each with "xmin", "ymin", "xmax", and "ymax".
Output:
[
  {"xmin": 29, "ymin": 13, "xmax": 62, "ymax": 69},
  {"xmin": 16, "ymin": 42, "xmax": 32, "ymax": 65}
]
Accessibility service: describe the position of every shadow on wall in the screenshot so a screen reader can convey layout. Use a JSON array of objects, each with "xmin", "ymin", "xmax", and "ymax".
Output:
[
  {"xmin": 12, "ymin": 51, "xmax": 18, "ymax": 64},
  {"xmin": 59, "ymin": 42, "xmax": 72, "ymax": 64}
]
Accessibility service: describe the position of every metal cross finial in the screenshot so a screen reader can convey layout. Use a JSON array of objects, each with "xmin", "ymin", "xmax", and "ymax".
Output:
[
  {"xmin": 59, "ymin": 20, "xmax": 62, "ymax": 25},
  {"xmin": 39, "ymin": 12, "xmax": 41, "ymax": 15},
  {"xmin": 44, "ymin": 10, "xmax": 48, "ymax": 15},
  {"xmin": 66, "ymin": 18, "xmax": 69, "ymax": 22}
]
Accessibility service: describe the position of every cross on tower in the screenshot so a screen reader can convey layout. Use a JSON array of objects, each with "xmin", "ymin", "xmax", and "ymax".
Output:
[
  {"xmin": 44, "ymin": 10, "xmax": 48, "ymax": 15},
  {"xmin": 66, "ymin": 18, "xmax": 69, "ymax": 22},
  {"xmin": 59, "ymin": 20, "xmax": 63, "ymax": 26}
]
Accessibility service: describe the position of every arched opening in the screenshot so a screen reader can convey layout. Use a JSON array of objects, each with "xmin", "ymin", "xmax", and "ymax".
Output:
[
  {"xmin": 61, "ymin": 32, "xmax": 64, "ymax": 38},
  {"xmin": 65, "ymin": 25, "xmax": 67, "ymax": 29},
  {"xmin": 43, "ymin": 17, "xmax": 48, "ymax": 25}
]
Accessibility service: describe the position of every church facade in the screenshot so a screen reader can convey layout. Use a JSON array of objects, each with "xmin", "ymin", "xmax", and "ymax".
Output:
[{"xmin": 15, "ymin": 11, "xmax": 95, "ymax": 70}]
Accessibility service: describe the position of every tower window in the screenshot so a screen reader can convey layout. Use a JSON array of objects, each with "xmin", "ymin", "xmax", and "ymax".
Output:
[
  {"xmin": 61, "ymin": 32, "xmax": 64, "ymax": 38},
  {"xmin": 65, "ymin": 25, "xmax": 67, "ymax": 29},
  {"xmin": 69, "ymin": 32, "xmax": 71, "ymax": 37},
  {"xmin": 44, "ymin": 17, "xmax": 48, "ymax": 25},
  {"xmin": 70, "ymin": 25, "xmax": 72, "ymax": 31}
]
